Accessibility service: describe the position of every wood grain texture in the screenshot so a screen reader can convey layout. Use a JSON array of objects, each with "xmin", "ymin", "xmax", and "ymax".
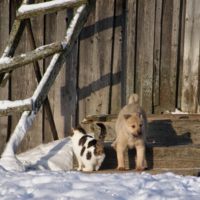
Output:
[
  {"xmin": 135, "ymin": 0, "xmax": 155, "ymax": 114},
  {"xmin": 78, "ymin": 3, "xmax": 95, "ymax": 132},
  {"xmin": 154, "ymin": 0, "xmax": 180, "ymax": 114},
  {"xmin": 90, "ymin": 0, "xmax": 114, "ymax": 115},
  {"xmin": 78, "ymin": 0, "xmax": 114, "ymax": 131},
  {"xmin": 181, "ymin": 0, "xmax": 200, "ymax": 113},
  {"xmin": 177, "ymin": 0, "xmax": 186, "ymax": 111},
  {"xmin": 59, "ymin": 8, "xmax": 78, "ymax": 137},
  {"xmin": 110, "ymin": 0, "xmax": 123, "ymax": 114},
  {"xmin": 122, "ymin": 0, "xmax": 137, "ymax": 106},
  {"xmin": 0, "ymin": 0, "xmax": 10, "ymax": 155},
  {"xmin": 10, "ymin": 0, "xmax": 43, "ymax": 154},
  {"xmin": 153, "ymin": 0, "xmax": 162, "ymax": 107},
  {"xmin": 44, "ymin": 10, "xmax": 59, "ymax": 144}
]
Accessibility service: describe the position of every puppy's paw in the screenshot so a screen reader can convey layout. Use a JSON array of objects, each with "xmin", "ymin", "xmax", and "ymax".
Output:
[
  {"xmin": 136, "ymin": 166, "xmax": 144, "ymax": 171},
  {"xmin": 117, "ymin": 166, "xmax": 125, "ymax": 171}
]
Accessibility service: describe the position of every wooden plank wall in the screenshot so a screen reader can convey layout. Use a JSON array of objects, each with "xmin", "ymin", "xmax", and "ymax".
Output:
[
  {"xmin": 0, "ymin": 0, "xmax": 9, "ymax": 154},
  {"xmin": 0, "ymin": 0, "xmax": 200, "ymax": 155}
]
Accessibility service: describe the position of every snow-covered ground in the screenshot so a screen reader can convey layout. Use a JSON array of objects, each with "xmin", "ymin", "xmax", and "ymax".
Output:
[
  {"xmin": 0, "ymin": 167, "xmax": 200, "ymax": 200},
  {"xmin": 0, "ymin": 138, "xmax": 200, "ymax": 199}
]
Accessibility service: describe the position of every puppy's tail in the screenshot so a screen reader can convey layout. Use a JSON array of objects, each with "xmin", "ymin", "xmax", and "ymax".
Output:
[
  {"xmin": 128, "ymin": 93, "xmax": 139, "ymax": 104},
  {"xmin": 95, "ymin": 123, "xmax": 107, "ymax": 155}
]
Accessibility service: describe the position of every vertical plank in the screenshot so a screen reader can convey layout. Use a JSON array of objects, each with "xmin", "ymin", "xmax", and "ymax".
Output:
[
  {"xmin": 44, "ymin": 10, "xmax": 57, "ymax": 143},
  {"xmin": 177, "ymin": 0, "xmax": 186, "ymax": 110},
  {"xmin": 181, "ymin": 0, "xmax": 200, "ymax": 113},
  {"xmin": 171, "ymin": 0, "xmax": 181, "ymax": 109},
  {"xmin": 154, "ymin": 0, "xmax": 180, "ymax": 114},
  {"xmin": 78, "ymin": 5, "xmax": 96, "ymax": 132},
  {"xmin": 10, "ymin": 0, "xmax": 43, "ymax": 154},
  {"xmin": 110, "ymin": 0, "xmax": 123, "ymax": 114},
  {"xmin": 121, "ymin": 0, "xmax": 137, "ymax": 107},
  {"xmin": 45, "ymin": 8, "xmax": 73, "ymax": 139},
  {"xmin": 153, "ymin": 0, "xmax": 162, "ymax": 107},
  {"xmin": 59, "ymin": 8, "xmax": 78, "ymax": 137},
  {"xmin": 0, "ymin": 0, "xmax": 10, "ymax": 155},
  {"xmin": 135, "ymin": 0, "xmax": 155, "ymax": 114},
  {"xmin": 78, "ymin": 0, "xmax": 114, "ymax": 131},
  {"xmin": 90, "ymin": 0, "xmax": 114, "ymax": 115}
]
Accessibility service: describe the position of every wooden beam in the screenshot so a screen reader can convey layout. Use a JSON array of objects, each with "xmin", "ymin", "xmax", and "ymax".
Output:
[
  {"xmin": 0, "ymin": 0, "xmax": 37, "ymax": 87},
  {"xmin": 0, "ymin": 99, "xmax": 33, "ymax": 117},
  {"xmin": 0, "ymin": 41, "xmax": 62, "ymax": 74},
  {"xmin": 17, "ymin": 0, "xmax": 88, "ymax": 20},
  {"xmin": 0, "ymin": 19, "xmax": 26, "ymax": 86}
]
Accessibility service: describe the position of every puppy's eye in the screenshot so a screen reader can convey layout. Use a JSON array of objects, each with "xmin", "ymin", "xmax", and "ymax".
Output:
[
  {"xmin": 132, "ymin": 125, "xmax": 135, "ymax": 128},
  {"xmin": 140, "ymin": 124, "xmax": 142, "ymax": 127}
]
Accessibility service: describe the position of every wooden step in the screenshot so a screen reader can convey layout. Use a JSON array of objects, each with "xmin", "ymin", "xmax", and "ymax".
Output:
[
  {"xmin": 85, "ymin": 114, "xmax": 200, "ymax": 144},
  {"xmin": 73, "ymin": 142, "xmax": 200, "ymax": 170},
  {"xmin": 72, "ymin": 168, "xmax": 200, "ymax": 177},
  {"xmin": 76, "ymin": 114, "xmax": 200, "ymax": 176}
]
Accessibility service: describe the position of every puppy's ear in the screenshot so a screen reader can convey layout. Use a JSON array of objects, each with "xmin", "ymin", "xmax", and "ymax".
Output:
[{"xmin": 124, "ymin": 114, "xmax": 132, "ymax": 120}]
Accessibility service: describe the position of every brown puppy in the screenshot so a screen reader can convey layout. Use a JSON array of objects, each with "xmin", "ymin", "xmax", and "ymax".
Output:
[{"xmin": 111, "ymin": 94, "xmax": 148, "ymax": 171}]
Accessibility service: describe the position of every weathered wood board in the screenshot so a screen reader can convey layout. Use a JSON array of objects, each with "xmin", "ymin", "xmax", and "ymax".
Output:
[
  {"xmin": 0, "ymin": 0, "xmax": 10, "ymax": 154},
  {"xmin": 121, "ymin": 0, "xmax": 137, "ymax": 107},
  {"xmin": 181, "ymin": 0, "xmax": 200, "ymax": 113},
  {"xmin": 154, "ymin": 0, "xmax": 181, "ymax": 114},
  {"xmin": 89, "ymin": 0, "xmax": 114, "ymax": 116},
  {"xmin": 73, "ymin": 142, "xmax": 200, "ymax": 170},
  {"xmin": 78, "ymin": 3, "xmax": 96, "ymax": 132},
  {"xmin": 60, "ymin": 8, "xmax": 78, "ymax": 138},
  {"xmin": 135, "ymin": 0, "xmax": 155, "ymax": 114},
  {"xmin": 110, "ymin": 0, "xmax": 123, "ymax": 114},
  {"xmin": 44, "ymin": 10, "xmax": 61, "ymax": 143},
  {"xmin": 86, "ymin": 114, "xmax": 200, "ymax": 144},
  {"xmin": 10, "ymin": 0, "xmax": 43, "ymax": 154},
  {"xmin": 153, "ymin": 0, "xmax": 162, "ymax": 107}
]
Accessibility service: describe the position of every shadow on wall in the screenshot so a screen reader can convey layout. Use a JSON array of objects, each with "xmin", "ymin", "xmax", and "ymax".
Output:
[{"xmin": 60, "ymin": 6, "xmax": 124, "ymax": 137}]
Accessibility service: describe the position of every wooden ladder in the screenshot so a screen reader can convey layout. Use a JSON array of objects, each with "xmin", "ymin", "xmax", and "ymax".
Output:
[{"xmin": 0, "ymin": 0, "xmax": 95, "ymax": 157}]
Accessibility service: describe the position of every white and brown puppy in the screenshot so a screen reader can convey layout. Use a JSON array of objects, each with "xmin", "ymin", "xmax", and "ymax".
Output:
[{"xmin": 111, "ymin": 93, "xmax": 148, "ymax": 171}]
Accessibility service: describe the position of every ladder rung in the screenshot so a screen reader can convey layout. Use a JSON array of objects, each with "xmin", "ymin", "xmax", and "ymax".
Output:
[
  {"xmin": 0, "ymin": 42, "xmax": 62, "ymax": 73},
  {"xmin": 17, "ymin": 0, "xmax": 88, "ymax": 20},
  {"xmin": 0, "ymin": 98, "xmax": 33, "ymax": 116}
]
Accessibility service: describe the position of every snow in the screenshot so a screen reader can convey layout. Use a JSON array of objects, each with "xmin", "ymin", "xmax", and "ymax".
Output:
[
  {"xmin": 18, "ymin": 0, "xmax": 83, "ymax": 13},
  {"xmin": 0, "ymin": 57, "xmax": 13, "ymax": 65},
  {"xmin": 0, "ymin": 92, "xmax": 199, "ymax": 199},
  {"xmin": 17, "ymin": 137, "xmax": 73, "ymax": 172},
  {"xmin": 0, "ymin": 138, "xmax": 200, "ymax": 199},
  {"xmin": 171, "ymin": 108, "xmax": 191, "ymax": 114},
  {"xmin": 0, "ymin": 98, "xmax": 32, "ymax": 110},
  {"xmin": 0, "ymin": 166, "xmax": 200, "ymax": 199}
]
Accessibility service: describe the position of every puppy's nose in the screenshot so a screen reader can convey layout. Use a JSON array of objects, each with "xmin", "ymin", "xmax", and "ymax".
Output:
[{"xmin": 137, "ymin": 132, "xmax": 142, "ymax": 136}]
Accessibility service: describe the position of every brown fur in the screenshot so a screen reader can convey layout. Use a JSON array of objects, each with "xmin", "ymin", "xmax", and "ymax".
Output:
[
  {"xmin": 94, "ymin": 123, "xmax": 107, "ymax": 156},
  {"xmin": 111, "ymin": 94, "xmax": 148, "ymax": 171}
]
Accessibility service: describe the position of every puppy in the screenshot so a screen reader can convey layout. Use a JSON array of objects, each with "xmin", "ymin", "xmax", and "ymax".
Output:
[{"xmin": 111, "ymin": 93, "xmax": 148, "ymax": 171}]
